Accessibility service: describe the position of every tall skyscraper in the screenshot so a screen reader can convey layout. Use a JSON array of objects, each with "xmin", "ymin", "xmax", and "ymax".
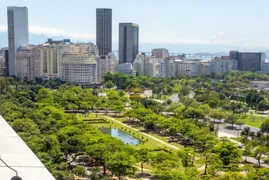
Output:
[
  {"xmin": 119, "ymin": 23, "xmax": 139, "ymax": 64},
  {"xmin": 7, "ymin": 6, "xmax": 29, "ymax": 76},
  {"xmin": 96, "ymin": 8, "xmax": 112, "ymax": 56}
]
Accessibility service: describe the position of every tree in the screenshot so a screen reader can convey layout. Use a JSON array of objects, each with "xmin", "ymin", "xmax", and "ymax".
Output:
[
  {"xmin": 218, "ymin": 172, "xmax": 246, "ymax": 180},
  {"xmin": 253, "ymin": 145, "xmax": 267, "ymax": 167},
  {"xmin": 261, "ymin": 119, "xmax": 269, "ymax": 133},
  {"xmin": 37, "ymin": 88, "xmax": 54, "ymax": 104},
  {"xmin": 72, "ymin": 165, "xmax": 87, "ymax": 178},
  {"xmin": 159, "ymin": 171, "xmax": 188, "ymax": 180},
  {"xmin": 106, "ymin": 152, "xmax": 136, "ymax": 180},
  {"xmin": 226, "ymin": 114, "xmax": 238, "ymax": 128},
  {"xmin": 202, "ymin": 151, "xmax": 221, "ymax": 176},
  {"xmin": 213, "ymin": 139, "xmax": 242, "ymax": 166},
  {"xmin": 136, "ymin": 148, "xmax": 150, "ymax": 175},
  {"xmin": 257, "ymin": 100, "xmax": 269, "ymax": 112},
  {"xmin": 178, "ymin": 148, "xmax": 195, "ymax": 167},
  {"xmin": 183, "ymin": 107, "xmax": 205, "ymax": 120},
  {"xmin": 87, "ymin": 143, "xmax": 110, "ymax": 175}
]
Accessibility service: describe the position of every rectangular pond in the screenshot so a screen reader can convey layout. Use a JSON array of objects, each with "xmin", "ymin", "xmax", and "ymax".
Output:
[{"xmin": 100, "ymin": 128, "xmax": 140, "ymax": 145}]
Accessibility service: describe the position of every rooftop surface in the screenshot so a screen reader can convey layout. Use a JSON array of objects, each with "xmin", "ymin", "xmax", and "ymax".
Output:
[{"xmin": 0, "ymin": 116, "xmax": 55, "ymax": 180}]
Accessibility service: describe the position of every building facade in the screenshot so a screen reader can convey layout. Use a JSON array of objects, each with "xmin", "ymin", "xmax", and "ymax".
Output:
[
  {"xmin": 40, "ymin": 45, "xmax": 69, "ymax": 80},
  {"xmin": 70, "ymin": 43, "xmax": 99, "ymax": 55},
  {"xmin": 119, "ymin": 23, "xmax": 139, "ymax": 64},
  {"xmin": 175, "ymin": 60, "xmax": 198, "ymax": 77},
  {"xmin": 96, "ymin": 53, "xmax": 118, "ymax": 81},
  {"xmin": 197, "ymin": 62, "xmax": 210, "ymax": 75},
  {"xmin": 158, "ymin": 59, "xmax": 175, "ymax": 78},
  {"xmin": 209, "ymin": 58, "xmax": 238, "ymax": 73},
  {"xmin": 133, "ymin": 54, "xmax": 158, "ymax": 77},
  {"xmin": 96, "ymin": 8, "xmax": 112, "ymax": 56},
  {"xmin": 60, "ymin": 53, "xmax": 97, "ymax": 85},
  {"xmin": 4, "ymin": 50, "xmax": 9, "ymax": 76},
  {"xmin": 152, "ymin": 48, "xmax": 169, "ymax": 59},
  {"xmin": 229, "ymin": 51, "xmax": 265, "ymax": 72},
  {"xmin": 16, "ymin": 46, "xmax": 31, "ymax": 79},
  {"xmin": 7, "ymin": 6, "xmax": 29, "ymax": 76},
  {"xmin": 116, "ymin": 63, "xmax": 136, "ymax": 76}
]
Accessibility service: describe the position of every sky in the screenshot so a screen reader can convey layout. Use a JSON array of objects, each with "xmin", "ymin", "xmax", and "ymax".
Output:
[{"xmin": 1, "ymin": 0, "xmax": 269, "ymax": 53}]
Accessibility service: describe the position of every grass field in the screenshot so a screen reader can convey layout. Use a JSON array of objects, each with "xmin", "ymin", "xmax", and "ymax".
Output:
[
  {"xmin": 81, "ymin": 113, "xmax": 181, "ymax": 151},
  {"xmin": 238, "ymin": 114, "xmax": 268, "ymax": 128}
]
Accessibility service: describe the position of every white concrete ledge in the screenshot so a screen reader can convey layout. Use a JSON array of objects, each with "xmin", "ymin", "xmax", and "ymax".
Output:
[{"xmin": 0, "ymin": 116, "xmax": 55, "ymax": 180}]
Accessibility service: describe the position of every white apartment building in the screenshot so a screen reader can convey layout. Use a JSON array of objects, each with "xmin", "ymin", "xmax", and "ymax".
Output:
[
  {"xmin": 175, "ymin": 60, "xmax": 198, "ymax": 77},
  {"xmin": 70, "ymin": 43, "xmax": 99, "ymax": 55},
  {"xmin": 16, "ymin": 46, "xmax": 31, "ymax": 79},
  {"xmin": 61, "ymin": 53, "xmax": 97, "ymax": 85},
  {"xmin": 133, "ymin": 54, "xmax": 158, "ymax": 77},
  {"xmin": 152, "ymin": 48, "xmax": 169, "ymax": 59},
  {"xmin": 96, "ymin": 53, "xmax": 118, "ymax": 82},
  {"xmin": 209, "ymin": 58, "xmax": 238, "ymax": 73},
  {"xmin": 40, "ymin": 45, "xmax": 70, "ymax": 80},
  {"xmin": 158, "ymin": 59, "xmax": 175, "ymax": 78},
  {"xmin": 117, "ymin": 63, "xmax": 136, "ymax": 76},
  {"xmin": 30, "ymin": 47, "xmax": 41, "ymax": 78},
  {"xmin": 14, "ymin": 42, "xmax": 100, "ymax": 84},
  {"xmin": 197, "ymin": 62, "xmax": 210, "ymax": 75}
]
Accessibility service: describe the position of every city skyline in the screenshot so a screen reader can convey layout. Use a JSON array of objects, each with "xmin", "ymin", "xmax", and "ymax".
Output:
[{"xmin": 1, "ymin": 0, "xmax": 269, "ymax": 53}]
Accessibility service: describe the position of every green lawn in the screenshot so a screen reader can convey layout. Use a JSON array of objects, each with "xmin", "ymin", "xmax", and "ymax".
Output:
[
  {"xmin": 238, "ymin": 115, "xmax": 268, "ymax": 128},
  {"xmin": 81, "ymin": 114, "xmax": 180, "ymax": 151}
]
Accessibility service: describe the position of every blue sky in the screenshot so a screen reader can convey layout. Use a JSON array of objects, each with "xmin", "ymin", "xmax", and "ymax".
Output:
[{"xmin": 1, "ymin": 0, "xmax": 269, "ymax": 53}]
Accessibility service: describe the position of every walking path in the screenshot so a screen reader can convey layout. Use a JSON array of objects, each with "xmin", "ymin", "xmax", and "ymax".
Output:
[
  {"xmin": 106, "ymin": 116, "xmax": 269, "ymax": 168},
  {"xmin": 105, "ymin": 116, "xmax": 180, "ymax": 150}
]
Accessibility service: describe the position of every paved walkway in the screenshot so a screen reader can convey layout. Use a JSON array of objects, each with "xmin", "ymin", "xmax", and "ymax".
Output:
[{"xmin": 105, "ymin": 116, "xmax": 180, "ymax": 150}]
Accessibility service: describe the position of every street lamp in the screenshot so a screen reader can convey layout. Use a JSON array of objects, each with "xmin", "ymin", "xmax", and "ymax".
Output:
[{"xmin": 0, "ymin": 155, "xmax": 22, "ymax": 180}]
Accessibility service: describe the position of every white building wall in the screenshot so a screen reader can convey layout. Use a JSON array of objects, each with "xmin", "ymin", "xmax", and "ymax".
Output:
[
  {"xmin": 97, "ymin": 53, "xmax": 118, "ymax": 81},
  {"xmin": 61, "ymin": 54, "xmax": 97, "ymax": 85}
]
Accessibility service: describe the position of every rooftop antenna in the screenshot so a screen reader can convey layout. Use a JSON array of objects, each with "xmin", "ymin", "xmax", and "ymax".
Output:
[{"xmin": 0, "ymin": 155, "xmax": 22, "ymax": 180}]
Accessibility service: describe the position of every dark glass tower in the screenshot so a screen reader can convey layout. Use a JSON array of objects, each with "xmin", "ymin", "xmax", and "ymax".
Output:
[
  {"xmin": 96, "ymin": 8, "xmax": 112, "ymax": 56},
  {"xmin": 119, "ymin": 23, "xmax": 139, "ymax": 64}
]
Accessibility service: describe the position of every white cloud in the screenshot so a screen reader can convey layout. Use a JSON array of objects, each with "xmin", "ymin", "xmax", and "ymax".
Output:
[
  {"xmin": 217, "ymin": 32, "xmax": 227, "ymax": 36},
  {"xmin": 29, "ymin": 25, "xmax": 95, "ymax": 40},
  {"xmin": 0, "ymin": 25, "xmax": 95, "ymax": 40},
  {"xmin": 0, "ymin": 25, "xmax": 7, "ymax": 32}
]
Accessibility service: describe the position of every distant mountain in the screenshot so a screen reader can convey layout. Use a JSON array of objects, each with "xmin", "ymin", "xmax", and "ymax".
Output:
[{"xmin": 0, "ymin": 32, "xmax": 266, "ymax": 54}]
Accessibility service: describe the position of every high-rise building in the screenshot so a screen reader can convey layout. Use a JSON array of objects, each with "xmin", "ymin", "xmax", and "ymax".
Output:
[
  {"xmin": 119, "ymin": 23, "xmax": 139, "ymax": 64},
  {"xmin": 40, "ymin": 45, "xmax": 69, "ymax": 80},
  {"xmin": 229, "ymin": 51, "xmax": 265, "ymax": 72},
  {"xmin": 60, "ymin": 53, "xmax": 97, "ymax": 85},
  {"xmin": 152, "ymin": 48, "xmax": 169, "ymax": 59},
  {"xmin": 116, "ymin": 63, "xmax": 136, "ymax": 76},
  {"xmin": 174, "ymin": 60, "xmax": 198, "ymax": 77},
  {"xmin": 7, "ymin": 6, "xmax": 29, "ymax": 76},
  {"xmin": 133, "ymin": 54, "xmax": 158, "ymax": 77},
  {"xmin": 4, "ymin": 50, "xmax": 9, "ymax": 76},
  {"xmin": 158, "ymin": 59, "xmax": 176, "ymax": 78},
  {"xmin": 96, "ymin": 8, "xmax": 112, "ymax": 56},
  {"xmin": 16, "ymin": 46, "xmax": 31, "ymax": 79},
  {"xmin": 209, "ymin": 58, "xmax": 238, "ymax": 73},
  {"xmin": 96, "ymin": 53, "xmax": 118, "ymax": 82}
]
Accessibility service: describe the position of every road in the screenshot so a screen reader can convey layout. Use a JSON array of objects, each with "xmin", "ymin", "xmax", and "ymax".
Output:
[
  {"xmin": 216, "ymin": 122, "xmax": 260, "ymax": 138},
  {"xmin": 105, "ymin": 116, "xmax": 180, "ymax": 150},
  {"xmin": 216, "ymin": 123, "xmax": 269, "ymax": 168}
]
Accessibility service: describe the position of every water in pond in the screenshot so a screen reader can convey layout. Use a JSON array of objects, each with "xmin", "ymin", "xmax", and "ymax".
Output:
[{"xmin": 100, "ymin": 128, "xmax": 140, "ymax": 145}]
